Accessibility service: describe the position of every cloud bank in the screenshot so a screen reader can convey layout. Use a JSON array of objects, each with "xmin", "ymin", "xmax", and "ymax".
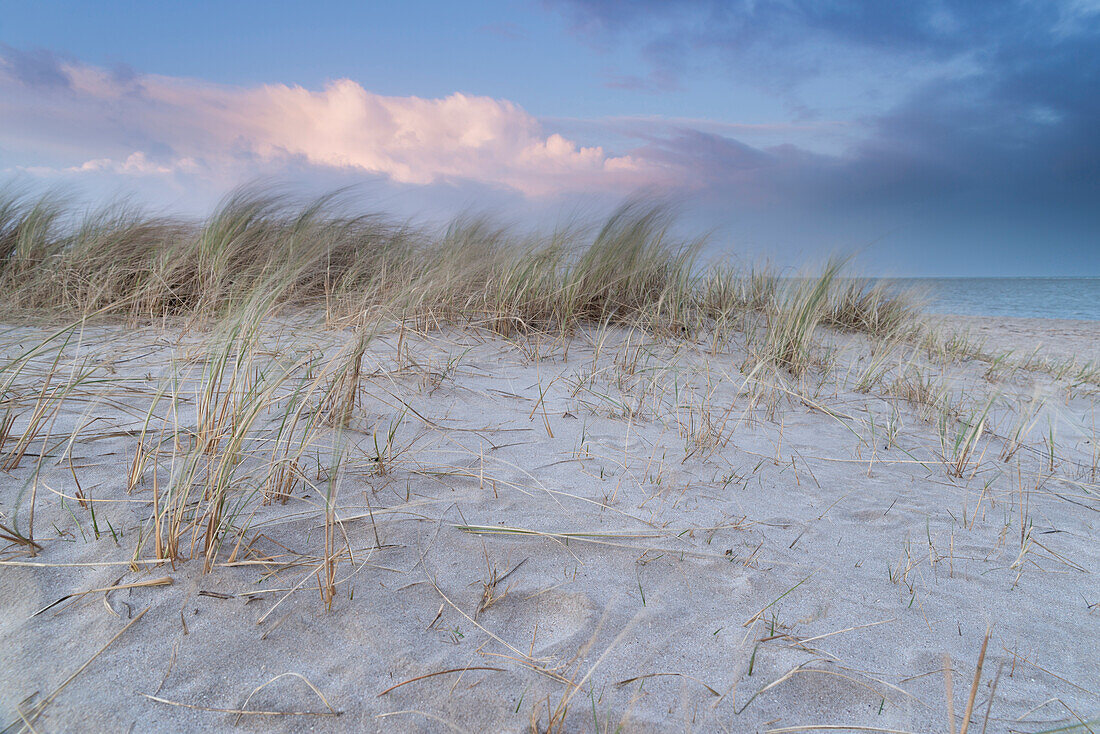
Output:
[
  {"xmin": 0, "ymin": 47, "xmax": 656, "ymax": 196},
  {"xmin": 545, "ymin": 0, "xmax": 1100, "ymax": 272}
]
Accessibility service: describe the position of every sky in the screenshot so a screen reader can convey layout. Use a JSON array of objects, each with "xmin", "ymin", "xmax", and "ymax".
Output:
[{"xmin": 1, "ymin": 0, "xmax": 1098, "ymax": 275}]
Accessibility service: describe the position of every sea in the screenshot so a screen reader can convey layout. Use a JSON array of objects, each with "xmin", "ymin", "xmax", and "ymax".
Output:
[{"xmin": 884, "ymin": 277, "xmax": 1100, "ymax": 321}]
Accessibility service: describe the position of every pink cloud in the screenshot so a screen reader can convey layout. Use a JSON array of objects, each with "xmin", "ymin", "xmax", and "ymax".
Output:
[{"xmin": 1, "ymin": 57, "xmax": 667, "ymax": 196}]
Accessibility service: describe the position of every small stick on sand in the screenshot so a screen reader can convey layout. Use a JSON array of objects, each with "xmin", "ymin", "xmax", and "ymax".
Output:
[{"xmin": 31, "ymin": 577, "xmax": 172, "ymax": 617}]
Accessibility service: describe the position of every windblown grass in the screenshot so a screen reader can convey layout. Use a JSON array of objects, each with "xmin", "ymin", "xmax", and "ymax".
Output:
[
  {"xmin": 0, "ymin": 186, "xmax": 915, "ymax": 352},
  {"xmin": 1, "ymin": 201, "xmax": 1095, "ymax": 732},
  {"xmin": 0, "ymin": 185, "xmax": 944, "ymax": 587},
  {"xmin": 0, "ymin": 186, "xmax": 931, "ymax": 595}
]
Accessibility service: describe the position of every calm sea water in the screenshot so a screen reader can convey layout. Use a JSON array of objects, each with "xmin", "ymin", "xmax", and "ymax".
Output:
[{"xmin": 884, "ymin": 277, "xmax": 1100, "ymax": 321}]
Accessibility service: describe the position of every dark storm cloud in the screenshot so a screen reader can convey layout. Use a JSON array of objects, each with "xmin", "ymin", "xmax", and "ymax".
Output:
[{"xmin": 547, "ymin": 0, "xmax": 1100, "ymax": 269}]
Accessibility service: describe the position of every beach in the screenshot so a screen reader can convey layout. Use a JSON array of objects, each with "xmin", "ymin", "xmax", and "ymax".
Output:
[
  {"xmin": 5, "ymin": 0, "xmax": 1099, "ymax": 730},
  {"xmin": 1, "ymin": 310, "xmax": 1096, "ymax": 733}
]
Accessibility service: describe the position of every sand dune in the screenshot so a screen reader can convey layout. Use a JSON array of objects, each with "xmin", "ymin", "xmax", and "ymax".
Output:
[{"xmin": 1, "ymin": 313, "xmax": 1097, "ymax": 733}]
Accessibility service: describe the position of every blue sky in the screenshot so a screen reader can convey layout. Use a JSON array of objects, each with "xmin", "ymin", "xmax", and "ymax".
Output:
[{"xmin": 2, "ymin": 0, "xmax": 1098, "ymax": 275}]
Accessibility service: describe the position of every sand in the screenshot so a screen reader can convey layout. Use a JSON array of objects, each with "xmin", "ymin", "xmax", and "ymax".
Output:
[
  {"xmin": 928, "ymin": 314, "xmax": 1100, "ymax": 364},
  {"xmin": 1, "ymin": 314, "xmax": 1097, "ymax": 733}
]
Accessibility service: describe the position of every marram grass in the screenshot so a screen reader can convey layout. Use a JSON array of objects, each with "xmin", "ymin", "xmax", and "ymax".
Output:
[
  {"xmin": 1, "ymin": 188, "xmax": 1092, "ymax": 733},
  {"xmin": 0, "ymin": 186, "xmax": 918, "ymax": 358}
]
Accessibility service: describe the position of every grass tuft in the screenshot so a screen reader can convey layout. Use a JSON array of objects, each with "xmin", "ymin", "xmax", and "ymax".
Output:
[{"xmin": 0, "ymin": 186, "xmax": 915, "ymax": 350}]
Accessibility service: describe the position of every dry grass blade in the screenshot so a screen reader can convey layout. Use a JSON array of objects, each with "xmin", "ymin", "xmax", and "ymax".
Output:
[
  {"xmin": 981, "ymin": 661, "xmax": 1005, "ymax": 734},
  {"xmin": 139, "ymin": 692, "xmax": 340, "ymax": 720},
  {"xmin": 945, "ymin": 653, "xmax": 957, "ymax": 734},
  {"xmin": 9, "ymin": 607, "xmax": 148, "ymax": 732},
  {"xmin": 0, "ymin": 520, "xmax": 41, "ymax": 551},
  {"xmin": 234, "ymin": 672, "xmax": 339, "ymax": 725},
  {"xmin": 615, "ymin": 671, "xmax": 720, "ymax": 696},
  {"xmin": 31, "ymin": 576, "xmax": 172, "ymax": 617},
  {"xmin": 376, "ymin": 667, "xmax": 506, "ymax": 697},
  {"xmin": 476, "ymin": 557, "xmax": 526, "ymax": 618},
  {"xmin": 743, "ymin": 574, "xmax": 813, "ymax": 627},
  {"xmin": 959, "ymin": 628, "xmax": 992, "ymax": 734}
]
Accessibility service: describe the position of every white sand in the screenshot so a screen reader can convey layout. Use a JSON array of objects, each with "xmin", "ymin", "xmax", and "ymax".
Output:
[
  {"xmin": 929, "ymin": 314, "xmax": 1100, "ymax": 364},
  {"xmin": 1, "ymin": 315, "xmax": 1097, "ymax": 733}
]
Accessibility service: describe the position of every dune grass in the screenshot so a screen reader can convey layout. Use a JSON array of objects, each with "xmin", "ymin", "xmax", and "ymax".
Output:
[
  {"xmin": 0, "ymin": 187, "xmax": 915, "ymax": 347},
  {"xmin": 9, "ymin": 186, "xmax": 1093, "ymax": 731},
  {"xmin": 0, "ymin": 186, "xmax": 932, "ymax": 584}
]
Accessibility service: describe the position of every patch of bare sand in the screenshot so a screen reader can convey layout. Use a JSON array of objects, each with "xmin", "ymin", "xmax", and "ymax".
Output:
[
  {"xmin": 933, "ymin": 314, "xmax": 1100, "ymax": 363},
  {"xmin": 1, "ymin": 317, "xmax": 1097, "ymax": 733}
]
